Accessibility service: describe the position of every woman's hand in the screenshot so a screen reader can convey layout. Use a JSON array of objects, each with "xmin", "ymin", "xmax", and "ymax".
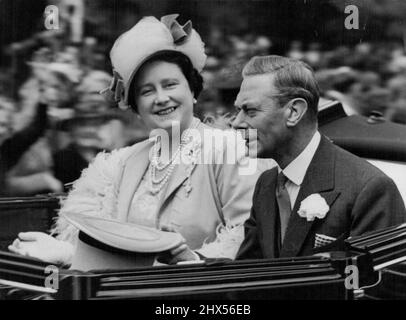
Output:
[
  {"xmin": 157, "ymin": 240, "xmax": 201, "ymax": 265},
  {"xmin": 158, "ymin": 225, "xmax": 201, "ymax": 264},
  {"xmin": 8, "ymin": 232, "xmax": 74, "ymax": 266}
]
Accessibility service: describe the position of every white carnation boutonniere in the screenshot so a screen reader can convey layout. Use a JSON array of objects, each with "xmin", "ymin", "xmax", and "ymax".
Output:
[{"xmin": 298, "ymin": 193, "xmax": 329, "ymax": 222}]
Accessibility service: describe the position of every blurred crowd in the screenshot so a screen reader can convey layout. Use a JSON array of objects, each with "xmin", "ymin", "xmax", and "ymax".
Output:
[
  {"xmin": 0, "ymin": 45, "xmax": 148, "ymax": 196},
  {"xmin": 311, "ymin": 42, "xmax": 406, "ymax": 122},
  {"xmin": 201, "ymin": 34, "xmax": 406, "ymax": 125},
  {"xmin": 1, "ymin": 23, "xmax": 406, "ymax": 197}
]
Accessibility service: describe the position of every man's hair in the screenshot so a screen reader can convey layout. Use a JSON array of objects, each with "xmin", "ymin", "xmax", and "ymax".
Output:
[
  {"xmin": 128, "ymin": 50, "xmax": 203, "ymax": 113},
  {"xmin": 242, "ymin": 55, "xmax": 320, "ymax": 119}
]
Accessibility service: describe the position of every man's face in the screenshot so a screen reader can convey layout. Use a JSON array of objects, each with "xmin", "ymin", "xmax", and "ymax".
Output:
[{"xmin": 232, "ymin": 74, "xmax": 289, "ymax": 158}]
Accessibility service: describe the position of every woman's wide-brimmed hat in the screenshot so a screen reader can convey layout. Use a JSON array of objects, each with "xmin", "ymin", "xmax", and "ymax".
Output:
[{"xmin": 100, "ymin": 14, "xmax": 207, "ymax": 110}]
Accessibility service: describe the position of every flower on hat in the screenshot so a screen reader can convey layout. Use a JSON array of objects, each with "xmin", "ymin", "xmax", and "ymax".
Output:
[
  {"xmin": 100, "ymin": 14, "xmax": 207, "ymax": 109},
  {"xmin": 297, "ymin": 193, "xmax": 329, "ymax": 222},
  {"xmin": 100, "ymin": 71, "xmax": 126, "ymax": 110}
]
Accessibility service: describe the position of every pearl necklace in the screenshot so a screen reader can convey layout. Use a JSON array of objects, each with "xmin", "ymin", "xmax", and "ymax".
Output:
[{"xmin": 149, "ymin": 119, "xmax": 200, "ymax": 194}]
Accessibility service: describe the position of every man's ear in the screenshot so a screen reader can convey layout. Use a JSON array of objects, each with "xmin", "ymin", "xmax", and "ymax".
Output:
[{"xmin": 286, "ymin": 98, "xmax": 308, "ymax": 127}]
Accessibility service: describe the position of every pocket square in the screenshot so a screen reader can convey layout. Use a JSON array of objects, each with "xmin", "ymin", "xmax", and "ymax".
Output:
[{"xmin": 314, "ymin": 233, "xmax": 337, "ymax": 248}]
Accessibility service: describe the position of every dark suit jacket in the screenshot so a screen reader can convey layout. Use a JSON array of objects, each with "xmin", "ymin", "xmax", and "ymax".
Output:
[{"xmin": 237, "ymin": 135, "xmax": 406, "ymax": 259}]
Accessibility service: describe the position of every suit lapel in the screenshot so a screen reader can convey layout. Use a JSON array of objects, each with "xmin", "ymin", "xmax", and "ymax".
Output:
[
  {"xmin": 280, "ymin": 136, "xmax": 340, "ymax": 257},
  {"xmin": 116, "ymin": 140, "xmax": 152, "ymax": 221}
]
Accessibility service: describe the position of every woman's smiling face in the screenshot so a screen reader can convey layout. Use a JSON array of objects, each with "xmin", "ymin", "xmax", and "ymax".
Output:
[{"xmin": 135, "ymin": 60, "xmax": 194, "ymax": 134}]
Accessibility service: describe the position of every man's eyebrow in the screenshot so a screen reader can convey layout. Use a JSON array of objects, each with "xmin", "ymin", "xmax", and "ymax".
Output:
[{"xmin": 236, "ymin": 104, "xmax": 252, "ymax": 113}]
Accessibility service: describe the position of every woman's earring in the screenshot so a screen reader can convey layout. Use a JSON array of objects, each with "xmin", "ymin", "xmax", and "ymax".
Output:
[{"xmin": 193, "ymin": 98, "xmax": 197, "ymax": 104}]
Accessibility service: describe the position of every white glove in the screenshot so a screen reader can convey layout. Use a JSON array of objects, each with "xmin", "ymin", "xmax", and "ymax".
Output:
[{"xmin": 8, "ymin": 232, "xmax": 74, "ymax": 266}]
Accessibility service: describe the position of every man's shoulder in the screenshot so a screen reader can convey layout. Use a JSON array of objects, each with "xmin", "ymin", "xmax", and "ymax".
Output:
[
  {"xmin": 330, "ymin": 140, "xmax": 389, "ymax": 183},
  {"xmin": 333, "ymin": 142, "xmax": 384, "ymax": 172}
]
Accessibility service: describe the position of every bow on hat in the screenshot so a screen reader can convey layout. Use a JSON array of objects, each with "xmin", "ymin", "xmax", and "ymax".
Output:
[
  {"xmin": 100, "ymin": 71, "xmax": 126, "ymax": 110},
  {"xmin": 161, "ymin": 14, "xmax": 193, "ymax": 45}
]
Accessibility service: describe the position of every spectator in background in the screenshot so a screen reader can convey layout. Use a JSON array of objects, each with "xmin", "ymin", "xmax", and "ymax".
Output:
[
  {"xmin": 385, "ymin": 75, "xmax": 406, "ymax": 124},
  {"xmin": 287, "ymin": 41, "xmax": 305, "ymax": 61},
  {"xmin": 315, "ymin": 67, "xmax": 360, "ymax": 115},
  {"xmin": 53, "ymin": 70, "xmax": 131, "ymax": 187},
  {"xmin": 304, "ymin": 43, "xmax": 322, "ymax": 69},
  {"xmin": 0, "ymin": 96, "xmax": 56, "ymax": 196},
  {"xmin": 209, "ymin": 63, "xmax": 244, "ymax": 115},
  {"xmin": 0, "ymin": 97, "xmax": 14, "ymax": 143},
  {"xmin": 4, "ymin": 61, "xmax": 81, "ymax": 196},
  {"xmin": 199, "ymin": 31, "xmax": 272, "ymax": 122}
]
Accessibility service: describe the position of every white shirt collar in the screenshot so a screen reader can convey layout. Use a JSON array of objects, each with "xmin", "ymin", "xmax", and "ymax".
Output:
[{"xmin": 279, "ymin": 131, "xmax": 321, "ymax": 186}]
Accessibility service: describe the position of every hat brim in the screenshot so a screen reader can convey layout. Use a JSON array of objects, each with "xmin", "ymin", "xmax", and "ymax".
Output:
[{"xmin": 61, "ymin": 212, "xmax": 184, "ymax": 253}]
